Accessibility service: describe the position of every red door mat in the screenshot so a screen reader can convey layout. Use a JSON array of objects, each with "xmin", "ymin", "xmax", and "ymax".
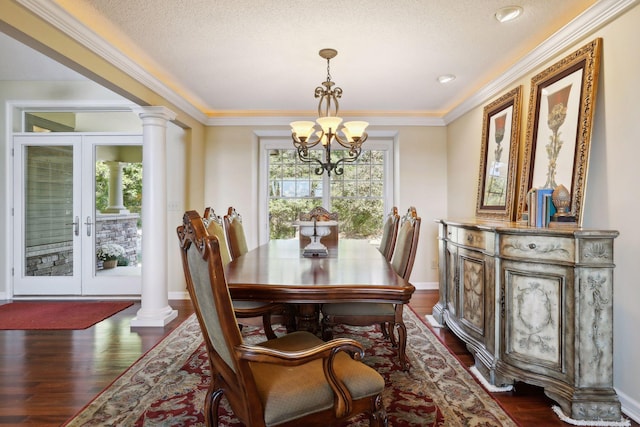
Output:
[{"xmin": 0, "ymin": 301, "xmax": 134, "ymax": 330}]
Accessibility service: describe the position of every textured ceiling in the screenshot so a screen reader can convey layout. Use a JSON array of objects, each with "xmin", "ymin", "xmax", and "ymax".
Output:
[{"xmin": 6, "ymin": 0, "xmax": 598, "ymax": 119}]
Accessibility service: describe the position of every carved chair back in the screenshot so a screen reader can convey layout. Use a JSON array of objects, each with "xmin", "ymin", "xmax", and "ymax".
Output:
[
  {"xmin": 390, "ymin": 206, "xmax": 421, "ymax": 280},
  {"xmin": 378, "ymin": 206, "xmax": 400, "ymax": 261},
  {"xmin": 224, "ymin": 206, "xmax": 248, "ymax": 260}
]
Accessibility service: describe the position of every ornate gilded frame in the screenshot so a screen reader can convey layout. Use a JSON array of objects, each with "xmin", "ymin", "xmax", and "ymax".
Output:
[
  {"xmin": 516, "ymin": 38, "xmax": 602, "ymax": 226},
  {"xmin": 475, "ymin": 86, "xmax": 522, "ymax": 221}
]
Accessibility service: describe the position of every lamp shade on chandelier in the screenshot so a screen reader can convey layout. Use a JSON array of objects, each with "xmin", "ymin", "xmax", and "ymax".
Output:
[{"xmin": 290, "ymin": 49, "xmax": 369, "ymax": 176}]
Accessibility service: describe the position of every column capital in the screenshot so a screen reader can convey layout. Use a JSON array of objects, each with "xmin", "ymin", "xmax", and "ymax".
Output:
[{"xmin": 132, "ymin": 106, "xmax": 177, "ymax": 122}]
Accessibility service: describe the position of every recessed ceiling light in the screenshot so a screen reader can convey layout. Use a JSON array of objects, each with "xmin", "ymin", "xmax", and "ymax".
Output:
[
  {"xmin": 437, "ymin": 74, "xmax": 456, "ymax": 84},
  {"xmin": 495, "ymin": 6, "xmax": 523, "ymax": 23}
]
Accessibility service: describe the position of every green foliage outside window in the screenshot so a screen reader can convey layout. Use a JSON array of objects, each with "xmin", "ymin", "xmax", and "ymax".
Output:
[{"xmin": 268, "ymin": 148, "xmax": 385, "ymax": 241}]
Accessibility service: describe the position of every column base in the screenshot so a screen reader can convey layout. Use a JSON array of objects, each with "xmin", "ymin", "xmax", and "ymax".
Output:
[{"xmin": 130, "ymin": 306, "xmax": 178, "ymax": 327}]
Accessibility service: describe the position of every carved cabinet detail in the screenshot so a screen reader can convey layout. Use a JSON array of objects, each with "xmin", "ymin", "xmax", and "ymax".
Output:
[{"xmin": 432, "ymin": 219, "xmax": 621, "ymax": 423}]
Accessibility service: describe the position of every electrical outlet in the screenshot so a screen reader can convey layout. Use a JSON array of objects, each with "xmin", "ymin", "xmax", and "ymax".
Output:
[{"xmin": 431, "ymin": 259, "xmax": 438, "ymax": 269}]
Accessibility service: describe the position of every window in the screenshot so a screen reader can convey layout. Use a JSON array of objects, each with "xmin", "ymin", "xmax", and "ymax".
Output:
[{"xmin": 260, "ymin": 136, "xmax": 394, "ymax": 244}]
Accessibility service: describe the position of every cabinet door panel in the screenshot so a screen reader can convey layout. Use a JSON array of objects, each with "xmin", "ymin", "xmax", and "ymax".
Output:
[
  {"xmin": 460, "ymin": 255, "xmax": 485, "ymax": 335},
  {"xmin": 457, "ymin": 248, "xmax": 494, "ymax": 345},
  {"xmin": 502, "ymin": 261, "xmax": 574, "ymax": 376}
]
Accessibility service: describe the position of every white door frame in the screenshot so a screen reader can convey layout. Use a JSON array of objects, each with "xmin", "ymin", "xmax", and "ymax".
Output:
[
  {"xmin": 3, "ymin": 100, "xmax": 139, "ymax": 299},
  {"xmin": 12, "ymin": 133, "xmax": 143, "ymax": 296}
]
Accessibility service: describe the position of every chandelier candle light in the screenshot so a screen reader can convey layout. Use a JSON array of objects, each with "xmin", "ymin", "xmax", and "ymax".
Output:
[{"xmin": 290, "ymin": 49, "xmax": 369, "ymax": 176}]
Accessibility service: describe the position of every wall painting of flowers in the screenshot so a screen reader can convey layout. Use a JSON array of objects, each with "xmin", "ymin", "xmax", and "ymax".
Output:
[
  {"xmin": 516, "ymin": 38, "xmax": 602, "ymax": 226},
  {"xmin": 476, "ymin": 86, "xmax": 522, "ymax": 221}
]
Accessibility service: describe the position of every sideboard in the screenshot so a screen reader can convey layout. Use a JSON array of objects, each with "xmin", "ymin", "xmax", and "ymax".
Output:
[{"xmin": 432, "ymin": 218, "xmax": 622, "ymax": 422}]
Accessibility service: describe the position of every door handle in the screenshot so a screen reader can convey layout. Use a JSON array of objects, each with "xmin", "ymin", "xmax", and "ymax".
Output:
[
  {"xmin": 65, "ymin": 216, "xmax": 80, "ymax": 236},
  {"xmin": 84, "ymin": 216, "xmax": 93, "ymax": 237}
]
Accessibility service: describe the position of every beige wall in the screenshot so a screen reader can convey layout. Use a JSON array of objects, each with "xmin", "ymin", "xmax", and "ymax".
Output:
[
  {"xmin": 203, "ymin": 125, "xmax": 448, "ymax": 286},
  {"xmin": 446, "ymin": 4, "xmax": 640, "ymax": 416}
]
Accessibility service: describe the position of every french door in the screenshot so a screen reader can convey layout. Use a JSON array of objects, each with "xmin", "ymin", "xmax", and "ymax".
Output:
[{"xmin": 12, "ymin": 133, "xmax": 143, "ymax": 296}]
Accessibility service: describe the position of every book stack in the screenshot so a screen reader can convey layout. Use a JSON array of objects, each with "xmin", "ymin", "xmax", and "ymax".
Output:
[{"xmin": 527, "ymin": 188, "xmax": 556, "ymax": 227}]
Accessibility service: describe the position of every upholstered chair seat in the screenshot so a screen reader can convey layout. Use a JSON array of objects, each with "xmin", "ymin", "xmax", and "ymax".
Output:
[{"xmin": 249, "ymin": 331, "xmax": 385, "ymax": 426}]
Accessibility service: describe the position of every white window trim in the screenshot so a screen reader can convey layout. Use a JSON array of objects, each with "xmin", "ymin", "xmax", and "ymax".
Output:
[{"xmin": 256, "ymin": 130, "xmax": 397, "ymax": 245}]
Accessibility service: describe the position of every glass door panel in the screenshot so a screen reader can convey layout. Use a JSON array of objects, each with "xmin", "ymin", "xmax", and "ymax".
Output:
[
  {"xmin": 82, "ymin": 136, "xmax": 142, "ymax": 295},
  {"xmin": 13, "ymin": 135, "xmax": 82, "ymax": 295}
]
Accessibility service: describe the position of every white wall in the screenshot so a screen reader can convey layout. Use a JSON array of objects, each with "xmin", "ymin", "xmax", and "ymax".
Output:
[
  {"xmin": 203, "ymin": 124, "xmax": 448, "ymax": 287},
  {"xmin": 446, "ymin": 4, "xmax": 640, "ymax": 420}
]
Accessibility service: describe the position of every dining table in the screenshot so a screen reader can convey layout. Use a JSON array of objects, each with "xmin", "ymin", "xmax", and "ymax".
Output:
[{"xmin": 225, "ymin": 238, "xmax": 416, "ymax": 332}]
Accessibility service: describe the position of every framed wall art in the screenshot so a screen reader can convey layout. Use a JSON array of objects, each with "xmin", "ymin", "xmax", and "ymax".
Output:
[
  {"xmin": 475, "ymin": 86, "xmax": 522, "ymax": 221},
  {"xmin": 516, "ymin": 38, "xmax": 602, "ymax": 226}
]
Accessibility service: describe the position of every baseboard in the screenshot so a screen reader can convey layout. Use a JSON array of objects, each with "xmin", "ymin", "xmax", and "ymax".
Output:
[
  {"xmin": 425, "ymin": 314, "xmax": 444, "ymax": 328},
  {"xmin": 169, "ymin": 291, "xmax": 190, "ymax": 300},
  {"xmin": 412, "ymin": 281, "xmax": 438, "ymax": 290},
  {"xmin": 618, "ymin": 387, "xmax": 640, "ymax": 424}
]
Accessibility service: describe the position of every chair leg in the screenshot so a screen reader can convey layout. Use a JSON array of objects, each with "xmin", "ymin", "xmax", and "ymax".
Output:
[
  {"xmin": 206, "ymin": 381, "xmax": 224, "ymax": 427},
  {"xmin": 395, "ymin": 322, "xmax": 410, "ymax": 371},
  {"xmin": 321, "ymin": 316, "xmax": 334, "ymax": 341},
  {"xmin": 262, "ymin": 313, "xmax": 277, "ymax": 340},
  {"xmin": 380, "ymin": 322, "xmax": 390, "ymax": 339},
  {"xmin": 284, "ymin": 304, "xmax": 297, "ymax": 332},
  {"xmin": 369, "ymin": 394, "xmax": 388, "ymax": 426}
]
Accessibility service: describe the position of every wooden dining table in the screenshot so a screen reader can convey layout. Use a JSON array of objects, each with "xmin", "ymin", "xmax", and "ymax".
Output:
[{"xmin": 225, "ymin": 239, "xmax": 416, "ymax": 331}]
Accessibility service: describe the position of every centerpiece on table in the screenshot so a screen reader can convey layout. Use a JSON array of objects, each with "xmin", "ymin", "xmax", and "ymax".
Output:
[
  {"xmin": 97, "ymin": 243, "xmax": 125, "ymax": 269},
  {"xmin": 294, "ymin": 216, "xmax": 338, "ymax": 257}
]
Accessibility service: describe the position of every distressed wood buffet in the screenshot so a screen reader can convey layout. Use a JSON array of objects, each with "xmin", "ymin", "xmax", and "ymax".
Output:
[{"xmin": 432, "ymin": 218, "xmax": 622, "ymax": 422}]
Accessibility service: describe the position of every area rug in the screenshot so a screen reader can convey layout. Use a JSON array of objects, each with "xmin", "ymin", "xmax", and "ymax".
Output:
[
  {"xmin": 0, "ymin": 301, "xmax": 134, "ymax": 330},
  {"xmin": 64, "ymin": 308, "xmax": 518, "ymax": 426}
]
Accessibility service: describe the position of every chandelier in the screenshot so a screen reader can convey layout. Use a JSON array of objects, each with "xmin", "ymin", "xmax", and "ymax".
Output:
[{"xmin": 290, "ymin": 49, "xmax": 369, "ymax": 176}]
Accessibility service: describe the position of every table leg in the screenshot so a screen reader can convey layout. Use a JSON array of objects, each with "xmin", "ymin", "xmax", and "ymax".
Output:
[{"xmin": 295, "ymin": 303, "xmax": 320, "ymax": 333}]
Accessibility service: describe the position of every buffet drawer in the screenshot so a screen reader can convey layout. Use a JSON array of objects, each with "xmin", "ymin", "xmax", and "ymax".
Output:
[{"xmin": 501, "ymin": 234, "xmax": 574, "ymax": 262}]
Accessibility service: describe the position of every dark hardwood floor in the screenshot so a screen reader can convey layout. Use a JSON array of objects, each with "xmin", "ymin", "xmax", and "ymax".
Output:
[{"xmin": 0, "ymin": 291, "xmax": 636, "ymax": 426}]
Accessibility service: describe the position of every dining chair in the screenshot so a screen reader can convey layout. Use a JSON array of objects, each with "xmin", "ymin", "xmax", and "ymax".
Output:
[
  {"xmin": 177, "ymin": 210, "xmax": 388, "ymax": 427},
  {"xmin": 321, "ymin": 206, "xmax": 421, "ymax": 371},
  {"xmin": 378, "ymin": 206, "xmax": 400, "ymax": 261},
  {"xmin": 203, "ymin": 207, "xmax": 284, "ymax": 340},
  {"xmin": 223, "ymin": 206, "xmax": 249, "ymax": 260}
]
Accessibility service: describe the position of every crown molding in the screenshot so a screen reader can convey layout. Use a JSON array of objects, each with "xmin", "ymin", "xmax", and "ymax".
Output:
[
  {"xmin": 16, "ymin": 0, "xmax": 208, "ymax": 124},
  {"xmin": 443, "ymin": 0, "xmax": 638, "ymax": 124},
  {"xmin": 16, "ymin": 0, "xmax": 638, "ymax": 128},
  {"xmin": 206, "ymin": 115, "xmax": 446, "ymax": 127}
]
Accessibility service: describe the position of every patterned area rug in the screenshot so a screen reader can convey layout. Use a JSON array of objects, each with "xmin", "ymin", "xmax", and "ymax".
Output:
[{"xmin": 64, "ymin": 308, "xmax": 517, "ymax": 426}]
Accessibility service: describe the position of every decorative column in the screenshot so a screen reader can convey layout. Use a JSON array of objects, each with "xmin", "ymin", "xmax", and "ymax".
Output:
[
  {"xmin": 103, "ymin": 161, "xmax": 129, "ymax": 214},
  {"xmin": 130, "ymin": 106, "xmax": 178, "ymax": 327}
]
